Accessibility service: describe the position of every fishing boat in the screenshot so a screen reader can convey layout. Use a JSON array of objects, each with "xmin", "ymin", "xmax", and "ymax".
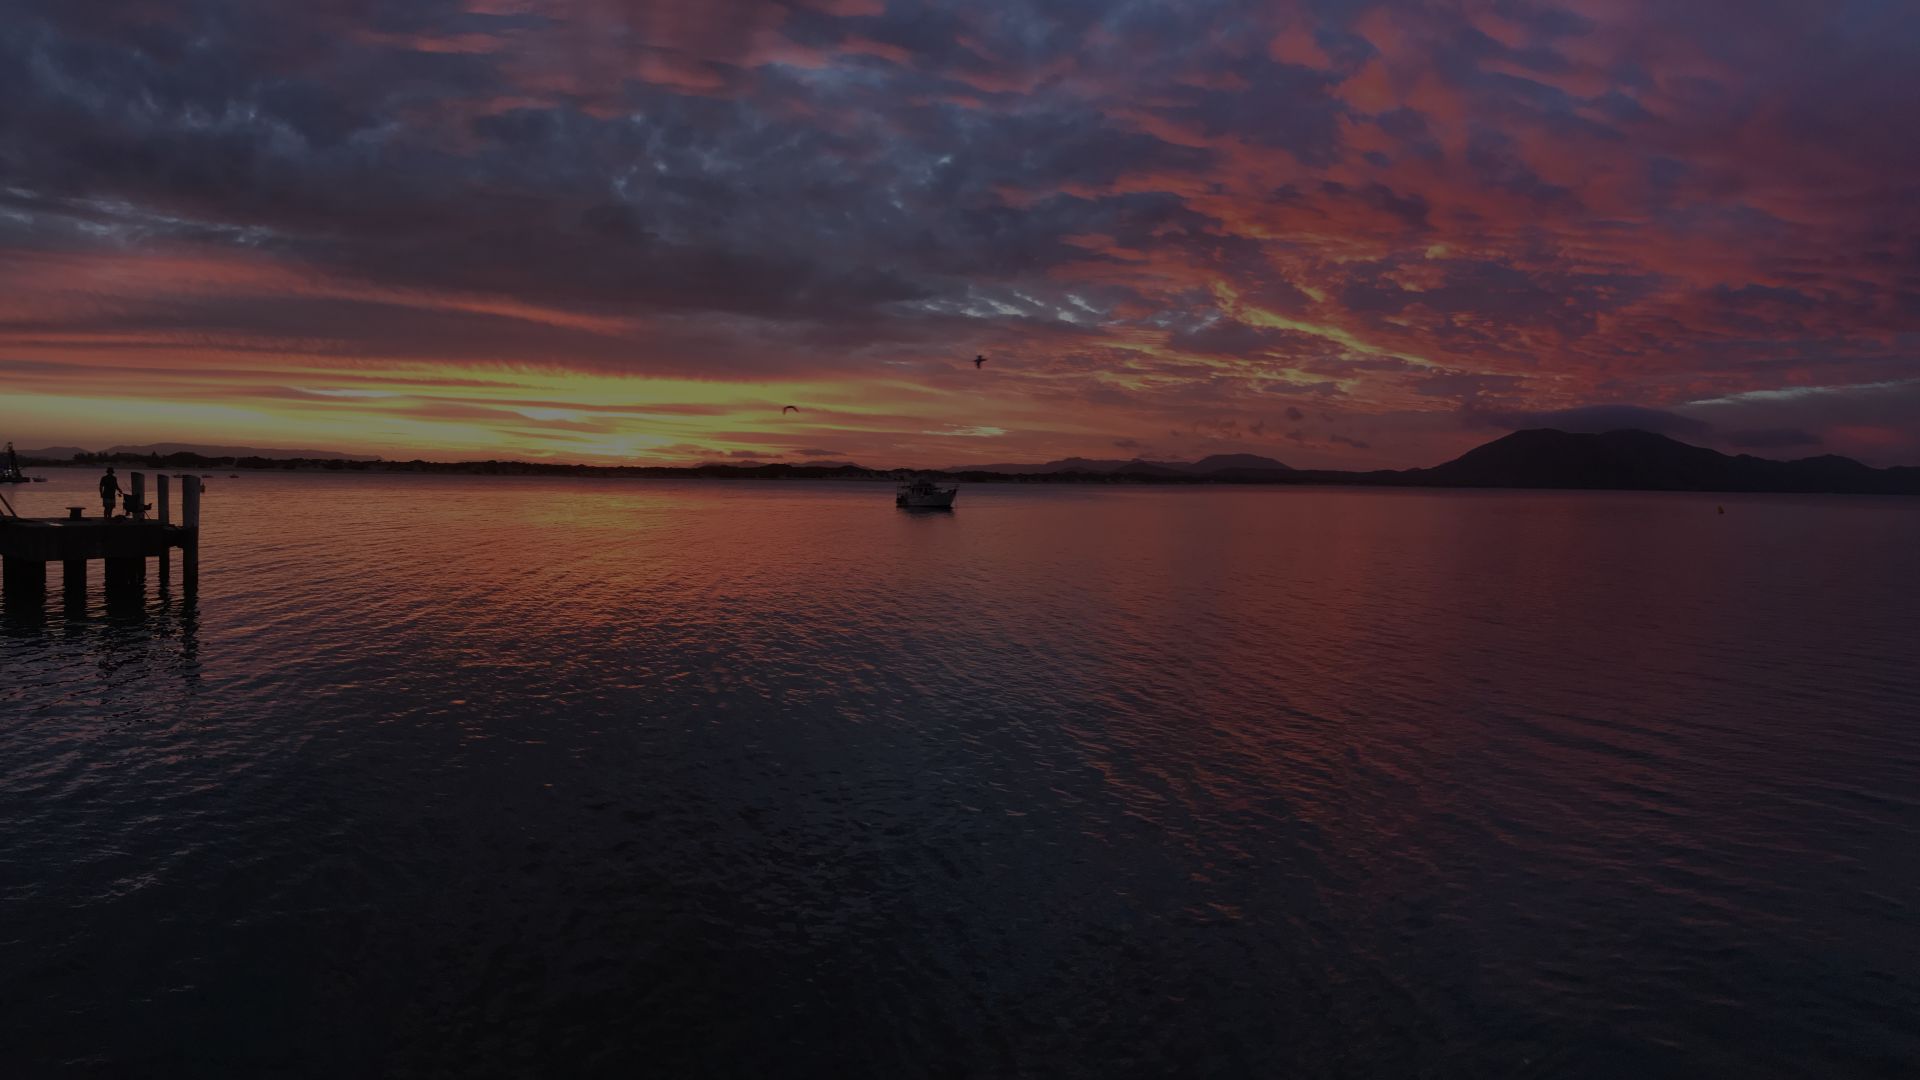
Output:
[
  {"xmin": 895, "ymin": 475, "xmax": 958, "ymax": 509},
  {"xmin": 1, "ymin": 442, "xmax": 44, "ymax": 483}
]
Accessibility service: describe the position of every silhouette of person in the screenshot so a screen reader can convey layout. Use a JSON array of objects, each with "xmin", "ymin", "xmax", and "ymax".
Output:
[{"xmin": 99, "ymin": 466, "xmax": 121, "ymax": 519}]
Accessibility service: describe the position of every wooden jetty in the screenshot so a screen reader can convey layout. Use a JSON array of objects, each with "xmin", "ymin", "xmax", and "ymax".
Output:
[{"xmin": 0, "ymin": 472, "xmax": 201, "ymax": 607}]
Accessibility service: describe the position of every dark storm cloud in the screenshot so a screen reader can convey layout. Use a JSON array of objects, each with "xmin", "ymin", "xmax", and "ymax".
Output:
[
  {"xmin": 1272, "ymin": 181, "xmax": 1430, "ymax": 230},
  {"xmin": 1327, "ymin": 254, "xmax": 1668, "ymax": 359},
  {"xmin": 1149, "ymin": 56, "xmax": 1349, "ymax": 165},
  {"xmin": 1464, "ymin": 129, "xmax": 1576, "ymax": 207},
  {"xmin": 3, "ymin": 0, "xmax": 1919, "ymax": 464},
  {"xmin": 0, "ymin": 0, "xmax": 1228, "ymax": 337},
  {"xmin": 1167, "ymin": 319, "xmax": 1301, "ymax": 357}
]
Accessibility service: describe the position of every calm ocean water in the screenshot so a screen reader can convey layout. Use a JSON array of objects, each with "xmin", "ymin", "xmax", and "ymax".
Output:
[{"xmin": 2, "ymin": 469, "xmax": 1917, "ymax": 1077}]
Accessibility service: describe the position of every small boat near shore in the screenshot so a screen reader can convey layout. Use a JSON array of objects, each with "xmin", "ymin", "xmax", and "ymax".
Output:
[
  {"xmin": 896, "ymin": 476, "xmax": 958, "ymax": 509},
  {"xmin": 1, "ymin": 442, "xmax": 46, "ymax": 483}
]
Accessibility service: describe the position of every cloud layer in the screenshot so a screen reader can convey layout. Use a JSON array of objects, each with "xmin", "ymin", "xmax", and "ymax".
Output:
[{"xmin": 2, "ymin": 0, "xmax": 1918, "ymax": 465}]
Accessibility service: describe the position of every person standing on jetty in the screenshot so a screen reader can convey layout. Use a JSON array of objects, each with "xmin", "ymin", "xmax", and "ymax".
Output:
[{"xmin": 98, "ymin": 466, "xmax": 121, "ymax": 519}]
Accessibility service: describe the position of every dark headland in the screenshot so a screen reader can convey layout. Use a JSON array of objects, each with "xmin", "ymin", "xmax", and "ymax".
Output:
[{"xmin": 21, "ymin": 429, "xmax": 1920, "ymax": 495}]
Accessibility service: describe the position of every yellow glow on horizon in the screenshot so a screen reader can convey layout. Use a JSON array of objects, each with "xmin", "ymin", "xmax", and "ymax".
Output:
[{"xmin": 2, "ymin": 355, "xmax": 1087, "ymax": 465}]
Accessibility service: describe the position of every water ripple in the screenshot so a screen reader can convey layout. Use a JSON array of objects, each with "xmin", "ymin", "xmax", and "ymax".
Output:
[{"xmin": 2, "ymin": 473, "xmax": 1918, "ymax": 1076}]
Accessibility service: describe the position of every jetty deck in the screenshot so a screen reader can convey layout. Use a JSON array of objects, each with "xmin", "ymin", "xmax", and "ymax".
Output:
[{"xmin": 0, "ymin": 472, "xmax": 201, "ymax": 606}]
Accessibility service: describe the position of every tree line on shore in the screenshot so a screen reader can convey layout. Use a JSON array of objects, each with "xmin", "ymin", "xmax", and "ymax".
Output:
[{"xmin": 26, "ymin": 429, "xmax": 1920, "ymax": 494}]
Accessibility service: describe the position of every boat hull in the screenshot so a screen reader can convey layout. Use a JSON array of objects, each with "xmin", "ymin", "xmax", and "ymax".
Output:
[{"xmin": 895, "ymin": 476, "xmax": 958, "ymax": 509}]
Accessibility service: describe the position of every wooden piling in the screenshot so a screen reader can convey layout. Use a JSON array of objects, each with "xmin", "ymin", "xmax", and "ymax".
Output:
[
  {"xmin": 156, "ymin": 473, "xmax": 173, "ymax": 592},
  {"xmin": 103, "ymin": 558, "xmax": 144, "ymax": 612},
  {"xmin": 104, "ymin": 555, "xmax": 145, "ymax": 594},
  {"xmin": 131, "ymin": 471, "xmax": 146, "ymax": 520},
  {"xmin": 180, "ymin": 476, "xmax": 201, "ymax": 593},
  {"xmin": 63, "ymin": 559, "xmax": 86, "ymax": 607},
  {"xmin": 103, "ymin": 556, "xmax": 143, "ymax": 613},
  {"xmin": 3, "ymin": 557, "xmax": 47, "ymax": 607}
]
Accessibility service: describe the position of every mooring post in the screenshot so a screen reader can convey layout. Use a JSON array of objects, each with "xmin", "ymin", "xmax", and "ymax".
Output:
[
  {"xmin": 180, "ymin": 475, "xmax": 201, "ymax": 594},
  {"xmin": 181, "ymin": 475, "xmax": 201, "ymax": 529},
  {"xmin": 131, "ymin": 471, "xmax": 146, "ymax": 520},
  {"xmin": 63, "ymin": 559, "xmax": 86, "ymax": 609},
  {"xmin": 3, "ymin": 557, "xmax": 47, "ymax": 608},
  {"xmin": 157, "ymin": 473, "xmax": 172, "ymax": 591},
  {"xmin": 103, "ymin": 556, "xmax": 145, "ymax": 602}
]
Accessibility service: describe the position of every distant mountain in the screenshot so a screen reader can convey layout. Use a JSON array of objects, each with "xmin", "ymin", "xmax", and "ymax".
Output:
[
  {"xmin": 1187, "ymin": 454, "xmax": 1293, "ymax": 473},
  {"xmin": 14, "ymin": 429, "xmax": 1916, "ymax": 493},
  {"xmin": 1110, "ymin": 460, "xmax": 1193, "ymax": 477},
  {"xmin": 954, "ymin": 431, "xmax": 1917, "ymax": 493},
  {"xmin": 1402, "ymin": 429, "xmax": 1920, "ymax": 494},
  {"xmin": 951, "ymin": 454, "xmax": 1291, "ymax": 476},
  {"xmin": 956, "ymin": 456, "xmax": 1145, "ymax": 474},
  {"xmin": 101, "ymin": 442, "xmax": 373, "ymax": 460}
]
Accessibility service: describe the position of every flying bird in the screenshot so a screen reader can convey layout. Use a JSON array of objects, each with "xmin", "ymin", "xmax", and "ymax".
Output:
[
  {"xmin": 973, "ymin": 354, "xmax": 987, "ymax": 369},
  {"xmin": 782, "ymin": 405, "xmax": 799, "ymax": 414}
]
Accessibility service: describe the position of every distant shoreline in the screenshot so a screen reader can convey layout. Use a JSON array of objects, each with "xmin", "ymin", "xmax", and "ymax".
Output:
[{"xmin": 23, "ymin": 427, "xmax": 1920, "ymax": 496}]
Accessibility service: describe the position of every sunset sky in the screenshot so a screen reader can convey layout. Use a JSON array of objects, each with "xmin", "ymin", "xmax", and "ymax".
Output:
[{"xmin": 3, "ymin": 0, "xmax": 1919, "ymax": 467}]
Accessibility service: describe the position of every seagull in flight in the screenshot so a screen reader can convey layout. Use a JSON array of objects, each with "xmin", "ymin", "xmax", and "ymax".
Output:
[
  {"xmin": 973, "ymin": 354, "xmax": 987, "ymax": 369},
  {"xmin": 782, "ymin": 405, "xmax": 800, "ymax": 414}
]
